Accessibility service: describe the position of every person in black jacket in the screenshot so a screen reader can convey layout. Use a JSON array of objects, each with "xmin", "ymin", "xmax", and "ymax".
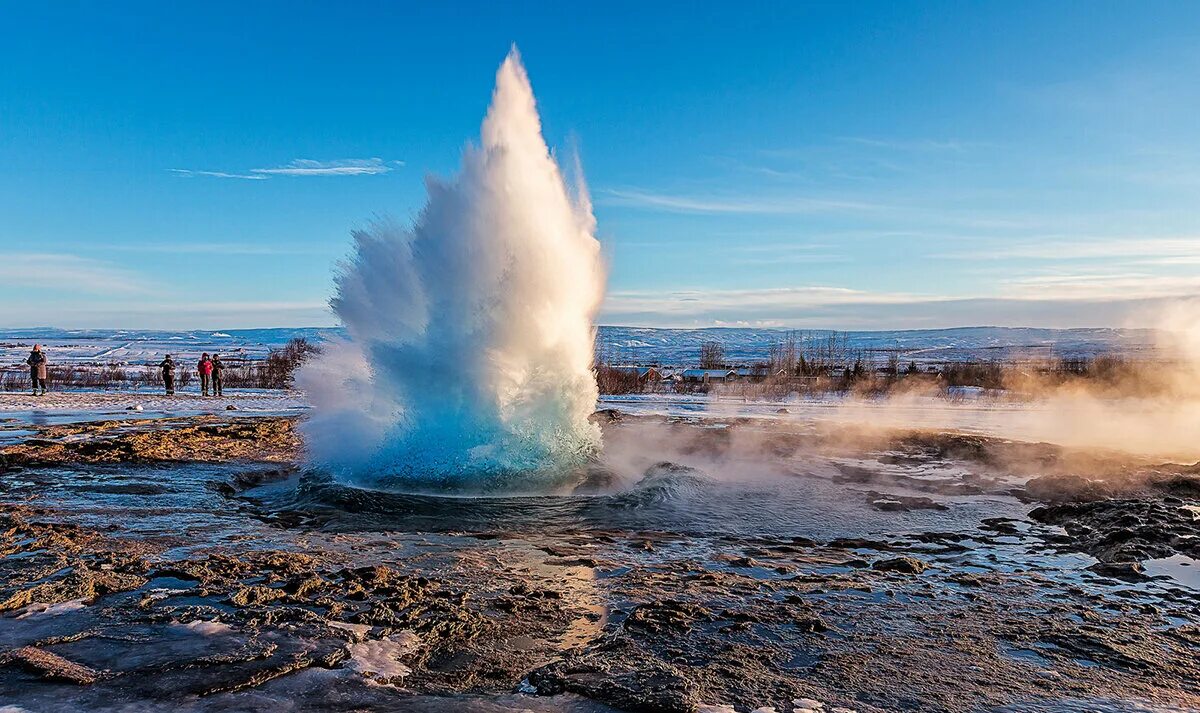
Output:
[
  {"xmin": 211, "ymin": 354, "xmax": 224, "ymax": 397},
  {"xmin": 160, "ymin": 355, "xmax": 176, "ymax": 395}
]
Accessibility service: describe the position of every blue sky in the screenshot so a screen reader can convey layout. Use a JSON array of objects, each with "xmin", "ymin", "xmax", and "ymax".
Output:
[{"xmin": 2, "ymin": 1, "xmax": 1198, "ymax": 330}]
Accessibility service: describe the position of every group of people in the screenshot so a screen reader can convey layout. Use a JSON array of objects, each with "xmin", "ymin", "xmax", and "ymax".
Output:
[
  {"xmin": 158, "ymin": 353, "xmax": 224, "ymax": 396},
  {"xmin": 20, "ymin": 346, "xmax": 226, "ymax": 397}
]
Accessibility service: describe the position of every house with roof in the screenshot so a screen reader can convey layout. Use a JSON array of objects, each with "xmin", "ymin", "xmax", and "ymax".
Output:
[{"xmin": 681, "ymin": 368, "xmax": 737, "ymax": 383}]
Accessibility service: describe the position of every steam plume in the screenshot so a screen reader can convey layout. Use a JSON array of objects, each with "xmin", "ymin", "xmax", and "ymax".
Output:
[{"xmin": 300, "ymin": 47, "xmax": 605, "ymax": 489}]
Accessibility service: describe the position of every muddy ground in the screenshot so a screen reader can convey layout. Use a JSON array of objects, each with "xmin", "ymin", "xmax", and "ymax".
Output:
[{"xmin": 0, "ymin": 413, "xmax": 1197, "ymax": 712}]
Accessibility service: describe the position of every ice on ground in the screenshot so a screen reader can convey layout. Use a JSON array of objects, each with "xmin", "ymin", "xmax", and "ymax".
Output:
[
  {"xmin": 0, "ymin": 390, "xmax": 307, "ymax": 418},
  {"xmin": 179, "ymin": 620, "xmax": 233, "ymax": 636},
  {"xmin": 15, "ymin": 599, "xmax": 89, "ymax": 619},
  {"xmin": 345, "ymin": 631, "xmax": 421, "ymax": 683},
  {"xmin": 328, "ymin": 620, "xmax": 373, "ymax": 641}
]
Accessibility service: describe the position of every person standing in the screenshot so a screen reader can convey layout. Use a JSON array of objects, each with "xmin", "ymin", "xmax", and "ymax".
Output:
[
  {"xmin": 211, "ymin": 354, "xmax": 224, "ymax": 397},
  {"xmin": 26, "ymin": 345, "xmax": 48, "ymax": 396},
  {"xmin": 160, "ymin": 355, "xmax": 176, "ymax": 395},
  {"xmin": 197, "ymin": 353, "xmax": 213, "ymax": 396}
]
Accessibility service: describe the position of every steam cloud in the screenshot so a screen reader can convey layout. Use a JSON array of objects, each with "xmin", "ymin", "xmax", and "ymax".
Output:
[
  {"xmin": 300, "ymin": 48, "xmax": 605, "ymax": 489},
  {"xmin": 1019, "ymin": 299, "xmax": 1200, "ymax": 461}
]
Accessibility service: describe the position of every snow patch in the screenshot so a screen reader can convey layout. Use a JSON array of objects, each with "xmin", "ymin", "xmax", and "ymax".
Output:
[
  {"xmin": 346, "ymin": 631, "xmax": 421, "ymax": 684},
  {"xmin": 15, "ymin": 599, "xmax": 89, "ymax": 619},
  {"xmin": 179, "ymin": 619, "xmax": 233, "ymax": 636}
]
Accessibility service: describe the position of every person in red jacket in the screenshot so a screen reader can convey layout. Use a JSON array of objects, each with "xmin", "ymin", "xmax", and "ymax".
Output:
[{"xmin": 197, "ymin": 353, "xmax": 214, "ymax": 396}]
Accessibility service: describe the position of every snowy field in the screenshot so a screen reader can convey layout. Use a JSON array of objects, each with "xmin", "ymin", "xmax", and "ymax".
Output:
[
  {"xmin": 0, "ymin": 327, "xmax": 332, "ymax": 368},
  {"xmin": 0, "ymin": 325, "xmax": 1160, "ymax": 370},
  {"xmin": 0, "ymin": 389, "xmax": 307, "ymax": 419}
]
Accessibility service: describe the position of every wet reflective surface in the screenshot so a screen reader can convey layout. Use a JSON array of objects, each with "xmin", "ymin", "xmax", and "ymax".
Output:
[{"xmin": 1, "ymin": 413, "xmax": 1198, "ymax": 712}]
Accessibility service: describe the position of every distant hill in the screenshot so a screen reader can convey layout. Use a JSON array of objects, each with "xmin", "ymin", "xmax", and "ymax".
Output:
[
  {"xmin": 0, "ymin": 325, "xmax": 1158, "ymax": 366},
  {"xmin": 594, "ymin": 326, "xmax": 1158, "ymax": 365}
]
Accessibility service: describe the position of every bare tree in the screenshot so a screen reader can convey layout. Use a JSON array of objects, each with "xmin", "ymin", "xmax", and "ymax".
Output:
[
  {"xmin": 699, "ymin": 340, "xmax": 725, "ymax": 369},
  {"xmin": 767, "ymin": 331, "xmax": 798, "ymax": 375}
]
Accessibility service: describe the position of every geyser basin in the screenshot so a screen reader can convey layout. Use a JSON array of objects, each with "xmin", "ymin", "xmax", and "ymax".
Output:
[{"xmin": 300, "ymin": 47, "xmax": 605, "ymax": 489}]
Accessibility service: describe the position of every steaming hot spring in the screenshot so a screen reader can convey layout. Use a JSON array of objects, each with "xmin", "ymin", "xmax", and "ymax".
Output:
[{"xmin": 1, "ymin": 48, "xmax": 1198, "ymax": 713}]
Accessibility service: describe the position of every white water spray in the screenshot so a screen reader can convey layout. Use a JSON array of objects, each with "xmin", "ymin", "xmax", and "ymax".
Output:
[{"xmin": 299, "ymin": 48, "xmax": 605, "ymax": 489}]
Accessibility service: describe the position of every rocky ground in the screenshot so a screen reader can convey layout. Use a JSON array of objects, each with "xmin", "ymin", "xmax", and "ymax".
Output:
[{"xmin": 0, "ymin": 412, "xmax": 1197, "ymax": 712}]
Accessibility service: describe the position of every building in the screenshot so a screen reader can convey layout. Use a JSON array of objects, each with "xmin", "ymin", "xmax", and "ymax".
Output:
[{"xmin": 681, "ymin": 368, "xmax": 737, "ymax": 383}]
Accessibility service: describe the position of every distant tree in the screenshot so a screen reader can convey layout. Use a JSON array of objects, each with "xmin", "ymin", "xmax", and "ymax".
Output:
[
  {"xmin": 699, "ymin": 341, "xmax": 725, "ymax": 369},
  {"xmin": 259, "ymin": 337, "xmax": 322, "ymax": 389}
]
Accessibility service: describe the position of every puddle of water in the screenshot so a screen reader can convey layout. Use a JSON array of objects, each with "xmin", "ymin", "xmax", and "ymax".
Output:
[{"xmin": 1144, "ymin": 554, "xmax": 1200, "ymax": 591}]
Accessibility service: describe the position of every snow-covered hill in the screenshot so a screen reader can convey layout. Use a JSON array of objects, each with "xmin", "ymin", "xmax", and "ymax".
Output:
[
  {"xmin": 0, "ymin": 325, "xmax": 1158, "ymax": 368},
  {"xmin": 595, "ymin": 326, "xmax": 1157, "ymax": 365}
]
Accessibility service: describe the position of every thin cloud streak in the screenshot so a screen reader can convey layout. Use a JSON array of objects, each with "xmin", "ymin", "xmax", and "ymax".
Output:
[
  {"xmin": 168, "ymin": 169, "xmax": 267, "ymax": 180},
  {"xmin": 102, "ymin": 243, "xmax": 332, "ymax": 256},
  {"xmin": 251, "ymin": 158, "xmax": 395, "ymax": 176},
  {"xmin": 942, "ymin": 237, "xmax": 1200, "ymax": 261},
  {"xmin": 169, "ymin": 158, "xmax": 400, "ymax": 180},
  {"xmin": 600, "ymin": 278, "xmax": 1200, "ymax": 329},
  {"xmin": 0, "ymin": 254, "xmax": 151, "ymax": 295},
  {"xmin": 602, "ymin": 188, "xmax": 883, "ymax": 214}
]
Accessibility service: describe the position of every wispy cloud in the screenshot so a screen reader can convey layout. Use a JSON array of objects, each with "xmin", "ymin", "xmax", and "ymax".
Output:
[
  {"xmin": 941, "ymin": 236, "xmax": 1200, "ymax": 262},
  {"xmin": 606, "ymin": 285, "xmax": 939, "ymax": 315},
  {"xmin": 1001, "ymin": 271, "xmax": 1200, "ymax": 301},
  {"xmin": 168, "ymin": 169, "xmax": 267, "ymax": 180},
  {"xmin": 0, "ymin": 254, "xmax": 150, "ymax": 295},
  {"xmin": 251, "ymin": 158, "xmax": 398, "ymax": 176},
  {"xmin": 602, "ymin": 188, "xmax": 882, "ymax": 215},
  {"xmin": 103, "ymin": 242, "xmax": 331, "ymax": 256},
  {"xmin": 837, "ymin": 137, "xmax": 982, "ymax": 153},
  {"xmin": 599, "ymin": 282, "xmax": 1200, "ymax": 329},
  {"xmin": 169, "ymin": 158, "xmax": 401, "ymax": 180}
]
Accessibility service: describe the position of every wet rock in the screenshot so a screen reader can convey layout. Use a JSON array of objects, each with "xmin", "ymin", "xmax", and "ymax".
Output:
[
  {"xmin": 0, "ymin": 646, "xmax": 101, "ymax": 684},
  {"xmin": 872, "ymin": 557, "xmax": 929, "ymax": 575},
  {"xmin": 528, "ymin": 657, "xmax": 696, "ymax": 712},
  {"xmin": 283, "ymin": 575, "xmax": 326, "ymax": 598},
  {"xmin": 867, "ymin": 492, "xmax": 949, "ymax": 512},
  {"xmin": 625, "ymin": 600, "xmax": 713, "ymax": 633},
  {"xmin": 0, "ymin": 415, "xmax": 300, "ymax": 465},
  {"xmin": 726, "ymin": 556, "xmax": 759, "ymax": 568},
  {"xmin": 589, "ymin": 408, "xmax": 622, "ymax": 424},
  {"xmin": 1087, "ymin": 561, "xmax": 1150, "ymax": 582},
  {"xmin": 0, "ymin": 565, "xmax": 147, "ymax": 612},
  {"xmin": 1024, "ymin": 474, "xmax": 1114, "ymax": 503},
  {"xmin": 1030, "ymin": 499, "xmax": 1199, "ymax": 563},
  {"xmin": 229, "ymin": 585, "xmax": 286, "ymax": 607},
  {"xmin": 948, "ymin": 573, "xmax": 985, "ymax": 587},
  {"xmin": 827, "ymin": 537, "xmax": 893, "ymax": 551}
]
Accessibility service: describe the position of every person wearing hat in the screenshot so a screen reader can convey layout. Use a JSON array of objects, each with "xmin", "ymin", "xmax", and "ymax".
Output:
[{"xmin": 26, "ymin": 345, "xmax": 47, "ymax": 396}]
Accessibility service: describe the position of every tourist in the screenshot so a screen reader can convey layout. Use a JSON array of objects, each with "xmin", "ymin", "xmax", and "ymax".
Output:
[
  {"xmin": 160, "ymin": 355, "xmax": 176, "ymax": 395},
  {"xmin": 211, "ymin": 354, "xmax": 224, "ymax": 397},
  {"xmin": 26, "ymin": 345, "xmax": 48, "ymax": 396},
  {"xmin": 197, "ymin": 353, "xmax": 213, "ymax": 396}
]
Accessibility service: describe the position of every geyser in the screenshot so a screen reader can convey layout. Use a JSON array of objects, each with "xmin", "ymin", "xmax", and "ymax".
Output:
[{"xmin": 299, "ymin": 47, "xmax": 605, "ymax": 489}]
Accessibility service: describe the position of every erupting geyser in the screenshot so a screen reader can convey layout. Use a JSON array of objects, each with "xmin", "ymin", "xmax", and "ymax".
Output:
[{"xmin": 299, "ymin": 47, "xmax": 605, "ymax": 489}]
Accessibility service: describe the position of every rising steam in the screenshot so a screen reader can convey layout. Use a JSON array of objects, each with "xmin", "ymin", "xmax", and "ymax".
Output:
[{"xmin": 299, "ymin": 47, "xmax": 605, "ymax": 489}]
